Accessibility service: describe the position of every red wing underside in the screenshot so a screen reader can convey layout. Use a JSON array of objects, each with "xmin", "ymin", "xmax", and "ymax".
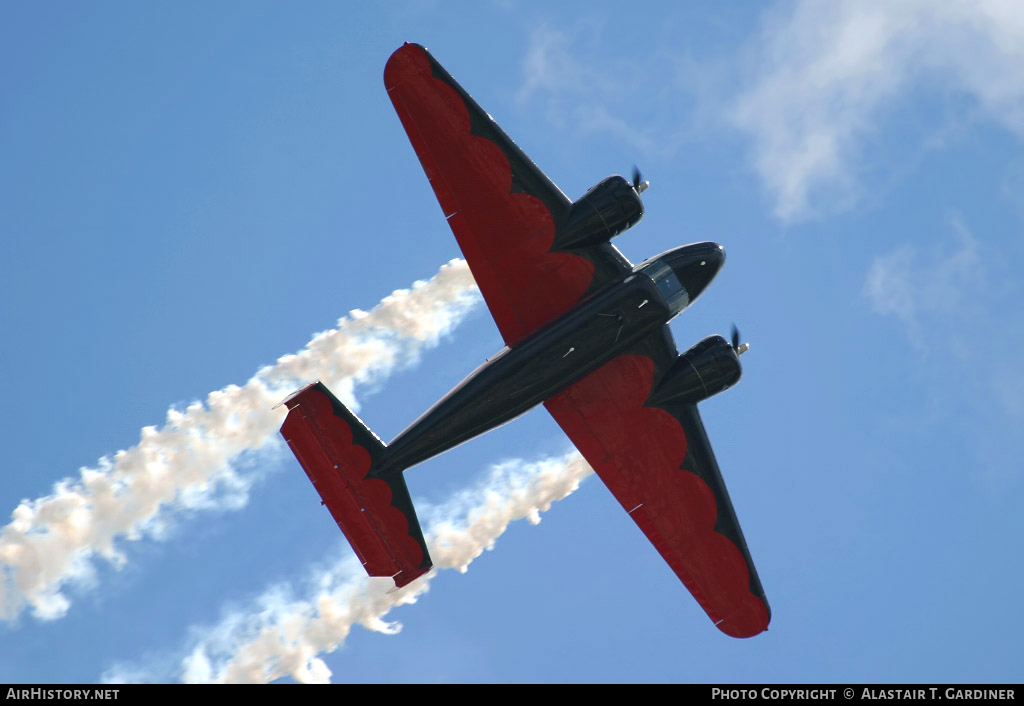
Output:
[
  {"xmin": 384, "ymin": 43, "xmax": 601, "ymax": 345},
  {"xmin": 280, "ymin": 383, "xmax": 430, "ymax": 588},
  {"xmin": 544, "ymin": 336, "xmax": 771, "ymax": 638}
]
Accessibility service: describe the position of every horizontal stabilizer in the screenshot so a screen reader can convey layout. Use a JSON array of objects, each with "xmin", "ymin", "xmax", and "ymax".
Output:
[{"xmin": 280, "ymin": 382, "xmax": 431, "ymax": 588}]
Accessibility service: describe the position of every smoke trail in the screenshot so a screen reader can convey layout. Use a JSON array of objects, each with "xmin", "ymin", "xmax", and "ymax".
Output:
[
  {"xmin": 104, "ymin": 452, "xmax": 593, "ymax": 684},
  {"xmin": 0, "ymin": 260, "xmax": 479, "ymax": 623}
]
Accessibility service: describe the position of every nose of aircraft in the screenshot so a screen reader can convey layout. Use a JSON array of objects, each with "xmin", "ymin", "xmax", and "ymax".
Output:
[{"xmin": 668, "ymin": 242, "xmax": 725, "ymax": 303}]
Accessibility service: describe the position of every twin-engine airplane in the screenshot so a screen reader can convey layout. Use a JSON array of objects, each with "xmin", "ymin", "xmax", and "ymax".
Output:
[{"xmin": 279, "ymin": 43, "xmax": 771, "ymax": 638}]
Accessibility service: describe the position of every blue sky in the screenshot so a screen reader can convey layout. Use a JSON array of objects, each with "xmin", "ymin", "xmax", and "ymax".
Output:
[{"xmin": 2, "ymin": 0, "xmax": 1022, "ymax": 684}]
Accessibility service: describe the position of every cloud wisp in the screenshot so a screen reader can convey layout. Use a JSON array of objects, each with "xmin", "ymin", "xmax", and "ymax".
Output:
[
  {"xmin": 0, "ymin": 260, "xmax": 479, "ymax": 624},
  {"xmin": 863, "ymin": 218, "xmax": 1024, "ymax": 484},
  {"xmin": 103, "ymin": 452, "xmax": 594, "ymax": 684},
  {"xmin": 516, "ymin": 24, "xmax": 659, "ymax": 155},
  {"xmin": 731, "ymin": 0, "xmax": 1024, "ymax": 221},
  {"xmin": 863, "ymin": 217, "xmax": 983, "ymax": 348}
]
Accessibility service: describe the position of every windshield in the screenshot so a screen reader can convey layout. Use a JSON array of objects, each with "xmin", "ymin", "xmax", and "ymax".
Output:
[{"xmin": 642, "ymin": 260, "xmax": 689, "ymax": 316}]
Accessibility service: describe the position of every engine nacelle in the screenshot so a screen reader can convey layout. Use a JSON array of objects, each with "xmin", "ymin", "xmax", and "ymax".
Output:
[
  {"xmin": 648, "ymin": 335, "xmax": 742, "ymax": 406},
  {"xmin": 557, "ymin": 175, "xmax": 644, "ymax": 250}
]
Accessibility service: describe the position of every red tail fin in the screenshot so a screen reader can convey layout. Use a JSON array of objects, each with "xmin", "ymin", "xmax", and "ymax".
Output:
[{"xmin": 280, "ymin": 382, "xmax": 431, "ymax": 588}]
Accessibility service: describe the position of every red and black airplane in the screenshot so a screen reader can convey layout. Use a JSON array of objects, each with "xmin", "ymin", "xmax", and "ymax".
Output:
[{"xmin": 279, "ymin": 43, "xmax": 770, "ymax": 638}]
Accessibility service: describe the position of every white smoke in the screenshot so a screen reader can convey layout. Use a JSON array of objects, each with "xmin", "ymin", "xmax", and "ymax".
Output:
[
  {"xmin": 0, "ymin": 260, "xmax": 480, "ymax": 623},
  {"xmin": 103, "ymin": 452, "xmax": 593, "ymax": 684}
]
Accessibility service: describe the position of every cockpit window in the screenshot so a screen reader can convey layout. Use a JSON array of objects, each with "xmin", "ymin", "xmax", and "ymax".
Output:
[{"xmin": 643, "ymin": 260, "xmax": 688, "ymax": 314}]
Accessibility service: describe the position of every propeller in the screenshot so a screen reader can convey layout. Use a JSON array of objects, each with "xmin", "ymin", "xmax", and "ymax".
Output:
[
  {"xmin": 731, "ymin": 324, "xmax": 750, "ymax": 356},
  {"xmin": 632, "ymin": 165, "xmax": 650, "ymax": 195}
]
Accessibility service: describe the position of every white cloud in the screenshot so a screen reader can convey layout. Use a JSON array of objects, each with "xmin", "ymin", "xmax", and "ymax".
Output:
[
  {"xmin": 863, "ymin": 217, "xmax": 983, "ymax": 347},
  {"xmin": 517, "ymin": 24, "xmax": 658, "ymax": 154},
  {"xmin": 731, "ymin": 0, "xmax": 1024, "ymax": 221},
  {"xmin": 863, "ymin": 218, "xmax": 1024, "ymax": 484}
]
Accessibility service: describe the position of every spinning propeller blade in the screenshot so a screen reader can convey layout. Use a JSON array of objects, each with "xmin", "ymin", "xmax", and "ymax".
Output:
[
  {"xmin": 731, "ymin": 324, "xmax": 749, "ymax": 356},
  {"xmin": 632, "ymin": 165, "xmax": 650, "ymax": 194}
]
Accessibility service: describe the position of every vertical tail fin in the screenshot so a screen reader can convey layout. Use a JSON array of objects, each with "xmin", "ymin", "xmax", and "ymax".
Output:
[{"xmin": 280, "ymin": 382, "xmax": 431, "ymax": 588}]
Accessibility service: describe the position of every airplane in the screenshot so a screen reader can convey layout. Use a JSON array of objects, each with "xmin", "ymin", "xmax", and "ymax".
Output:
[{"xmin": 278, "ymin": 43, "xmax": 770, "ymax": 638}]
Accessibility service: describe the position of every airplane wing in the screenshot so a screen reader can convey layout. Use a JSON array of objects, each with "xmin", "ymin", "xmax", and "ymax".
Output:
[
  {"xmin": 544, "ymin": 327, "xmax": 771, "ymax": 638},
  {"xmin": 384, "ymin": 43, "xmax": 633, "ymax": 345}
]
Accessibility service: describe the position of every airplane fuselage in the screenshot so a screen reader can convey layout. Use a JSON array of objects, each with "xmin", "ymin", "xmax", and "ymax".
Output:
[{"xmin": 377, "ymin": 267, "xmax": 673, "ymax": 475}]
